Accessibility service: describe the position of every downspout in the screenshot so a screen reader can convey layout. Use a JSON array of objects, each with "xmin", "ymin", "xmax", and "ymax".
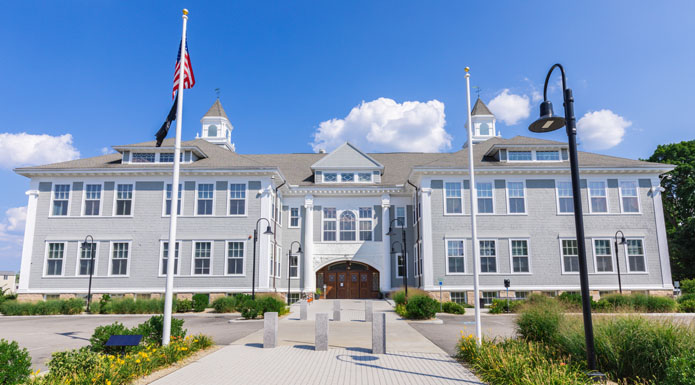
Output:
[
  {"xmin": 272, "ymin": 177, "xmax": 287, "ymax": 291},
  {"xmin": 407, "ymin": 179, "xmax": 422, "ymax": 288}
]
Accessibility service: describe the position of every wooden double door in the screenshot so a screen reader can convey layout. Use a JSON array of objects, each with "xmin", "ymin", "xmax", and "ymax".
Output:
[{"xmin": 318, "ymin": 262, "xmax": 379, "ymax": 299}]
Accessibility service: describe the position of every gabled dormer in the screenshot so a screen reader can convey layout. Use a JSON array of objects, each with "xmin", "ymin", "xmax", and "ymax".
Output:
[
  {"xmin": 199, "ymin": 99, "xmax": 235, "ymax": 152},
  {"xmin": 468, "ymin": 98, "xmax": 501, "ymax": 145},
  {"xmin": 311, "ymin": 142, "xmax": 384, "ymax": 184},
  {"xmin": 483, "ymin": 137, "xmax": 569, "ymax": 163}
]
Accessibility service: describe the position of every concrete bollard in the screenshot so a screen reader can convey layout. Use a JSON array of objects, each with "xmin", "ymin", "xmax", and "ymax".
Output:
[
  {"xmin": 263, "ymin": 312, "xmax": 278, "ymax": 348},
  {"xmin": 315, "ymin": 313, "xmax": 329, "ymax": 351},
  {"xmin": 365, "ymin": 301, "xmax": 373, "ymax": 322},
  {"xmin": 300, "ymin": 300, "xmax": 308, "ymax": 320},
  {"xmin": 332, "ymin": 300, "xmax": 341, "ymax": 321},
  {"xmin": 372, "ymin": 312, "xmax": 386, "ymax": 354}
]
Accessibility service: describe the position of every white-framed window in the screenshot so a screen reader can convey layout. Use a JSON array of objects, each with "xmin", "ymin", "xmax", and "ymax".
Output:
[
  {"xmin": 358, "ymin": 172, "xmax": 372, "ymax": 182},
  {"xmin": 508, "ymin": 151, "xmax": 532, "ymax": 161},
  {"xmin": 395, "ymin": 253, "xmax": 405, "ymax": 278},
  {"xmin": 160, "ymin": 241, "xmax": 180, "ymax": 275},
  {"xmin": 269, "ymin": 242, "xmax": 275, "ymax": 277},
  {"xmin": 323, "ymin": 173, "xmax": 337, "ymax": 183},
  {"xmin": 160, "ymin": 153, "xmax": 174, "ymax": 163},
  {"xmin": 510, "ymin": 239, "xmax": 530, "ymax": 273},
  {"xmin": 275, "ymin": 244, "xmax": 282, "ymax": 278},
  {"xmin": 289, "ymin": 208, "xmax": 300, "ymax": 228},
  {"xmin": 536, "ymin": 151, "xmax": 560, "ymax": 161},
  {"xmin": 45, "ymin": 242, "xmax": 65, "ymax": 276},
  {"xmin": 477, "ymin": 182, "xmax": 494, "ymax": 214},
  {"xmin": 515, "ymin": 291, "xmax": 530, "ymax": 299},
  {"xmin": 395, "ymin": 206, "xmax": 406, "ymax": 226},
  {"xmin": 229, "ymin": 183, "xmax": 246, "ymax": 215},
  {"xmin": 51, "ymin": 184, "xmax": 70, "ymax": 216},
  {"xmin": 196, "ymin": 183, "xmax": 214, "ymax": 215},
  {"xmin": 132, "ymin": 153, "xmax": 155, "ymax": 163},
  {"xmin": 626, "ymin": 239, "xmax": 646, "ymax": 272},
  {"xmin": 341, "ymin": 173, "xmax": 354, "ymax": 182},
  {"xmin": 482, "ymin": 291, "xmax": 498, "ymax": 306},
  {"xmin": 593, "ymin": 239, "xmax": 614, "ymax": 272},
  {"xmin": 446, "ymin": 239, "xmax": 465, "ymax": 274},
  {"xmin": 226, "ymin": 241, "xmax": 244, "ymax": 275},
  {"xmin": 444, "ymin": 182, "xmax": 463, "ymax": 214},
  {"xmin": 507, "ymin": 181, "xmax": 526, "ymax": 214},
  {"xmin": 165, "ymin": 184, "xmax": 182, "ymax": 216},
  {"xmin": 289, "ymin": 251, "xmax": 299, "ymax": 278},
  {"xmin": 619, "ymin": 181, "xmax": 640, "ymax": 213},
  {"xmin": 83, "ymin": 184, "xmax": 101, "ymax": 216},
  {"xmin": 115, "ymin": 184, "xmax": 133, "ymax": 216},
  {"xmin": 413, "ymin": 244, "xmax": 420, "ymax": 277},
  {"xmin": 561, "ymin": 239, "xmax": 579, "ymax": 273},
  {"xmin": 556, "ymin": 181, "xmax": 574, "ymax": 214},
  {"xmin": 323, "ymin": 208, "xmax": 337, "ymax": 241},
  {"xmin": 207, "ymin": 125, "xmax": 218, "ymax": 137},
  {"xmin": 78, "ymin": 241, "xmax": 98, "ymax": 276},
  {"xmin": 359, "ymin": 207, "xmax": 373, "ymax": 241},
  {"xmin": 451, "ymin": 292, "xmax": 467, "ymax": 304},
  {"xmin": 270, "ymin": 197, "xmax": 276, "ymax": 222},
  {"xmin": 588, "ymin": 181, "xmax": 608, "ymax": 213},
  {"xmin": 277, "ymin": 201, "xmax": 282, "ymax": 224},
  {"xmin": 193, "ymin": 241, "xmax": 212, "ymax": 275},
  {"xmin": 480, "ymin": 240, "xmax": 497, "ymax": 273},
  {"xmin": 339, "ymin": 211, "xmax": 356, "ymax": 241},
  {"xmin": 110, "ymin": 242, "xmax": 130, "ymax": 276}
]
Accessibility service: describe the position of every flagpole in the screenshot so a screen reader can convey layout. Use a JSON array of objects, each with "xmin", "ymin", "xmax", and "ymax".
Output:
[
  {"xmin": 465, "ymin": 67, "xmax": 482, "ymax": 345},
  {"xmin": 163, "ymin": 8, "xmax": 189, "ymax": 346}
]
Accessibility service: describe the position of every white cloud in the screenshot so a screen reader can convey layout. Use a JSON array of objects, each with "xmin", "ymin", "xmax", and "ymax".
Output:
[
  {"xmin": 487, "ymin": 89, "xmax": 531, "ymax": 125},
  {"xmin": 311, "ymin": 98, "xmax": 451, "ymax": 153},
  {"xmin": 0, "ymin": 207, "xmax": 26, "ymax": 271},
  {"xmin": 101, "ymin": 147, "xmax": 112, "ymax": 155},
  {"xmin": 0, "ymin": 133, "xmax": 80, "ymax": 169},
  {"xmin": 577, "ymin": 109, "xmax": 631, "ymax": 150},
  {"xmin": 5, "ymin": 207, "xmax": 26, "ymax": 232}
]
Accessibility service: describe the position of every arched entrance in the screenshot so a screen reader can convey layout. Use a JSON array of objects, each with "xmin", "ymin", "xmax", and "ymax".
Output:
[{"xmin": 316, "ymin": 261, "xmax": 380, "ymax": 299}]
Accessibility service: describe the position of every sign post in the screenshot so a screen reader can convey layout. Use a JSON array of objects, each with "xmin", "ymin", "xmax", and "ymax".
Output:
[
  {"xmin": 438, "ymin": 277, "xmax": 443, "ymax": 312},
  {"xmin": 504, "ymin": 279, "xmax": 511, "ymax": 313}
]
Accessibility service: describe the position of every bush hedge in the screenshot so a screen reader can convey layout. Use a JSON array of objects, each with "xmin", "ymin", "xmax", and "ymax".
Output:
[
  {"xmin": 404, "ymin": 295, "xmax": 439, "ymax": 319},
  {"xmin": 89, "ymin": 316, "xmax": 186, "ymax": 353},
  {"xmin": 390, "ymin": 288, "xmax": 430, "ymax": 305},
  {"xmin": 236, "ymin": 294, "xmax": 288, "ymax": 319},
  {"xmin": 488, "ymin": 298, "xmax": 524, "ymax": 314},
  {"xmin": 0, "ymin": 298, "xmax": 85, "ymax": 316},
  {"xmin": 175, "ymin": 299, "xmax": 193, "ymax": 313},
  {"xmin": 212, "ymin": 296, "xmax": 236, "ymax": 313},
  {"xmin": 192, "ymin": 294, "xmax": 209, "ymax": 312},
  {"xmin": 0, "ymin": 339, "xmax": 32, "ymax": 385},
  {"xmin": 680, "ymin": 278, "xmax": 695, "ymax": 294},
  {"xmin": 441, "ymin": 301, "xmax": 466, "ymax": 314}
]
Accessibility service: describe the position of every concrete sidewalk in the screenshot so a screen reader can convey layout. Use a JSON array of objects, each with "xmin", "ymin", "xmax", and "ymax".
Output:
[{"xmin": 152, "ymin": 300, "xmax": 483, "ymax": 385}]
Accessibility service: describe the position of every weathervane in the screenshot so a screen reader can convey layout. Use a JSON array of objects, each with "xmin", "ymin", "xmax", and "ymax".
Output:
[
  {"xmin": 473, "ymin": 86, "xmax": 482, "ymax": 99},
  {"xmin": 215, "ymin": 88, "xmax": 221, "ymax": 99}
]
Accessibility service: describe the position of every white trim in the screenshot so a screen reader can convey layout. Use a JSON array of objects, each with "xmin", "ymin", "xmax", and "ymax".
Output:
[
  {"xmin": 444, "ymin": 238, "xmax": 466, "ymax": 275},
  {"xmin": 224, "ymin": 240, "xmax": 246, "ymax": 276},
  {"xmin": 80, "ymin": 182, "xmax": 104, "ymax": 217},
  {"xmin": 162, "ymin": 182, "xmax": 184, "ymax": 217},
  {"xmin": 478, "ymin": 239, "xmax": 499, "ymax": 274},
  {"xmin": 587, "ymin": 179, "xmax": 609, "ymax": 214},
  {"xmin": 227, "ymin": 182, "xmax": 248, "ymax": 217},
  {"xmin": 288, "ymin": 207, "xmax": 300, "ymax": 228},
  {"xmin": 112, "ymin": 183, "xmax": 135, "ymax": 217},
  {"xmin": 75, "ymin": 241, "xmax": 100, "ymax": 276},
  {"xmin": 508, "ymin": 238, "xmax": 532, "ymax": 274},
  {"xmin": 191, "ymin": 240, "xmax": 214, "ymax": 276},
  {"xmin": 443, "ymin": 181, "xmax": 464, "ymax": 215},
  {"xmin": 591, "ymin": 237, "xmax": 615, "ymax": 274},
  {"xmin": 650, "ymin": 179, "xmax": 673, "ymax": 288},
  {"xmin": 195, "ymin": 182, "xmax": 216, "ymax": 216},
  {"xmin": 288, "ymin": 249, "xmax": 300, "ymax": 279},
  {"xmin": 43, "ymin": 241, "xmax": 67, "ymax": 277},
  {"xmin": 19, "ymin": 188, "xmax": 39, "ymax": 291},
  {"xmin": 49, "ymin": 183, "xmax": 72, "ymax": 217},
  {"xmin": 559, "ymin": 237, "xmax": 580, "ymax": 275},
  {"xmin": 475, "ymin": 179, "xmax": 495, "ymax": 215},
  {"xmin": 108, "ymin": 241, "xmax": 132, "ymax": 277},
  {"xmin": 624, "ymin": 237, "xmax": 648, "ymax": 274},
  {"xmin": 157, "ymin": 240, "xmax": 181, "ymax": 277},
  {"xmin": 618, "ymin": 179, "xmax": 642, "ymax": 214},
  {"xmin": 554, "ymin": 179, "xmax": 574, "ymax": 215},
  {"xmin": 394, "ymin": 252, "xmax": 404, "ymax": 278},
  {"xmin": 505, "ymin": 179, "xmax": 527, "ymax": 215}
]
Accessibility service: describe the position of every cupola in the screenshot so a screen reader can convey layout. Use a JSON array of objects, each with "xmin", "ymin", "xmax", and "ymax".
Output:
[
  {"xmin": 199, "ymin": 99, "xmax": 235, "ymax": 151},
  {"xmin": 468, "ymin": 98, "xmax": 500, "ymax": 145}
]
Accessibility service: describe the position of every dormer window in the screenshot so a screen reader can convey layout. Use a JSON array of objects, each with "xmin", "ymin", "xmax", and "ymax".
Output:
[
  {"xmin": 132, "ymin": 153, "xmax": 155, "ymax": 163},
  {"xmin": 341, "ymin": 173, "xmax": 354, "ymax": 182},
  {"xmin": 506, "ymin": 150, "xmax": 562, "ymax": 162},
  {"xmin": 208, "ymin": 125, "xmax": 218, "ymax": 137},
  {"xmin": 358, "ymin": 173, "xmax": 372, "ymax": 182},
  {"xmin": 508, "ymin": 151, "xmax": 533, "ymax": 161},
  {"xmin": 536, "ymin": 151, "xmax": 560, "ymax": 161},
  {"xmin": 324, "ymin": 173, "xmax": 337, "ymax": 182}
]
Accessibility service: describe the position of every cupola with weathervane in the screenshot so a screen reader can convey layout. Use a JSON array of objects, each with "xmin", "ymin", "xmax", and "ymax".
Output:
[
  {"xmin": 199, "ymin": 99, "xmax": 235, "ymax": 151},
  {"xmin": 467, "ymin": 98, "xmax": 500, "ymax": 145}
]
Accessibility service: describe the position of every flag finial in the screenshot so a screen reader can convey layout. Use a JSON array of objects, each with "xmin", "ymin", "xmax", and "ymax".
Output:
[
  {"xmin": 465, "ymin": 67, "xmax": 470, "ymax": 73},
  {"xmin": 182, "ymin": 9, "xmax": 189, "ymax": 15}
]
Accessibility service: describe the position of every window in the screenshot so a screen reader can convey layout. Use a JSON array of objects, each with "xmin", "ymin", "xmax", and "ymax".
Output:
[
  {"xmin": 557, "ymin": 181, "xmax": 574, "ymax": 213},
  {"xmin": 165, "ymin": 184, "xmax": 182, "ymax": 216},
  {"xmin": 46, "ymin": 243, "xmax": 65, "ymax": 276},
  {"xmin": 339, "ymin": 211, "xmax": 356, "ymax": 241},
  {"xmin": 445, "ymin": 182, "xmax": 462, "ymax": 214},
  {"xmin": 594, "ymin": 239, "xmax": 614, "ymax": 272},
  {"xmin": 111, "ymin": 242, "xmax": 129, "ymax": 276},
  {"xmin": 589, "ymin": 181, "xmax": 608, "ymax": 213},
  {"xmin": 115, "ymin": 184, "xmax": 133, "ymax": 216},
  {"xmin": 271, "ymin": 199, "xmax": 276, "ymax": 222},
  {"xmin": 229, "ymin": 183, "xmax": 246, "ymax": 215},
  {"xmin": 323, "ymin": 208, "xmax": 336, "ymax": 241},
  {"xmin": 197, "ymin": 184, "xmax": 214, "ymax": 215},
  {"xmin": 289, "ymin": 208, "xmax": 300, "ymax": 228},
  {"xmin": 78, "ymin": 242, "xmax": 97, "ymax": 276},
  {"xmin": 507, "ymin": 181, "xmax": 526, "ymax": 214},
  {"xmin": 132, "ymin": 153, "xmax": 155, "ymax": 163},
  {"xmin": 289, "ymin": 251, "xmax": 299, "ymax": 278},
  {"xmin": 52, "ymin": 184, "xmax": 70, "ymax": 216},
  {"xmin": 160, "ymin": 153, "xmax": 174, "ymax": 163},
  {"xmin": 359, "ymin": 207, "xmax": 372, "ymax": 241},
  {"xmin": 626, "ymin": 239, "xmax": 646, "ymax": 272},
  {"xmin": 395, "ymin": 254, "xmax": 405, "ymax": 277},
  {"xmin": 620, "ymin": 181, "xmax": 640, "ymax": 213},
  {"xmin": 161, "ymin": 242, "xmax": 179, "ymax": 275},
  {"xmin": 275, "ymin": 244, "xmax": 281, "ymax": 278},
  {"xmin": 508, "ymin": 151, "xmax": 532, "ymax": 161},
  {"xmin": 358, "ymin": 173, "xmax": 372, "ymax": 182},
  {"xmin": 269, "ymin": 243, "xmax": 274, "ymax": 277},
  {"xmin": 479, "ymin": 122, "xmax": 490, "ymax": 136},
  {"xmin": 413, "ymin": 245, "xmax": 420, "ymax": 277},
  {"xmin": 193, "ymin": 242, "xmax": 211, "ymax": 275},
  {"xmin": 323, "ymin": 173, "xmax": 337, "ymax": 183},
  {"xmin": 446, "ymin": 240, "xmax": 465, "ymax": 274},
  {"xmin": 562, "ymin": 239, "xmax": 579, "ymax": 273},
  {"xmin": 480, "ymin": 240, "xmax": 497, "ymax": 273},
  {"xmin": 227, "ymin": 241, "xmax": 244, "ymax": 275},
  {"xmin": 511, "ymin": 240, "xmax": 530, "ymax": 273},
  {"xmin": 341, "ymin": 173, "xmax": 354, "ymax": 182},
  {"xmin": 208, "ymin": 125, "xmax": 218, "ymax": 137},
  {"xmin": 515, "ymin": 291, "xmax": 530, "ymax": 299},
  {"xmin": 482, "ymin": 291, "xmax": 498, "ymax": 306},
  {"xmin": 450, "ymin": 292, "xmax": 467, "ymax": 304},
  {"xmin": 536, "ymin": 151, "xmax": 560, "ymax": 161},
  {"xmin": 84, "ymin": 184, "xmax": 101, "ymax": 216},
  {"xmin": 477, "ymin": 182, "xmax": 493, "ymax": 214},
  {"xmin": 395, "ymin": 206, "xmax": 406, "ymax": 226}
]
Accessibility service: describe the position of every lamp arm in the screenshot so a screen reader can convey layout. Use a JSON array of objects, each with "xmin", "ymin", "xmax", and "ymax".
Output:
[{"xmin": 543, "ymin": 63, "xmax": 566, "ymax": 100}]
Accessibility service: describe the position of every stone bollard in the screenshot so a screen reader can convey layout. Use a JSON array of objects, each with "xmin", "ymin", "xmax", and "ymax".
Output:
[
  {"xmin": 332, "ymin": 300, "xmax": 341, "ymax": 321},
  {"xmin": 372, "ymin": 312, "xmax": 386, "ymax": 354},
  {"xmin": 300, "ymin": 300, "xmax": 308, "ymax": 320},
  {"xmin": 315, "ymin": 313, "xmax": 329, "ymax": 351},
  {"xmin": 263, "ymin": 312, "xmax": 278, "ymax": 348},
  {"xmin": 365, "ymin": 301, "xmax": 373, "ymax": 322}
]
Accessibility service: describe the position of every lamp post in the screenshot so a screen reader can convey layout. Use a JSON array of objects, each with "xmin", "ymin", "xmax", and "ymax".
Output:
[
  {"xmin": 614, "ymin": 230, "xmax": 626, "ymax": 294},
  {"xmin": 251, "ymin": 218, "xmax": 274, "ymax": 300},
  {"xmin": 390, "ymin": 241, "xmax": 407, "ymax": 296},
  {"xmin": 287, "ymin": 241, "xmax": 302, "ymax": 306},
  {"xmin": 82, "ymin": 235, "xmax": 95, "ymax": 313},
  {"xmin": 528, "ymin": 63, "xmax": 599, "ymax": 373},
  {"xmin": 387, "ymin": 218, "xmax": 408, "ymax": 297}
]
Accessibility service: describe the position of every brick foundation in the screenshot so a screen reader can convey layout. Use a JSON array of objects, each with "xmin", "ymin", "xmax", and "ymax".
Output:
[
  {"xmin": 17, "ymin": 293, "xmax": 43, "ymax": 303},
  {"xmin": 649, "ymin": 290, "xmax": 674, "ymax": 298},
  {"xmin": 209, "ymin": 293, "xmax": 226, "ymax": 302},
  {"xmin": 150, "ymin": 293, "xmax": 162, "ymax": 299},
  {"xmin": 176, "ymin": 293, "xmax": 193, "ymax": 301}
]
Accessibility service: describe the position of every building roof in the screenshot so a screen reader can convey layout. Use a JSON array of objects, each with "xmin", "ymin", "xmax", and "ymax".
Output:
[
  {"xmin": 0, "ymin": 271, "xmax": 16, "ymax": 276},
  {"xmin": 471, "ymin": 98, "xmax": 494, "ymax": 116},
  {"xmin": 203, "ymin": 99, "xmax": 229, "ymax": 120}
]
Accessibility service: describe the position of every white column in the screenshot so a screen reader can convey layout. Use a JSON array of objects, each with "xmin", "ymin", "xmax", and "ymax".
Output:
[
  {"xmin": 420, "ymin": 186, "xmax": 434, "ymax": 290},
  {"xmin": 381, "ymin": 194, "xmax": 391, "ymax": 292},
  {"xmin": 651, "ymin": 179, "xmax": 673, "ymax": 289},
  {"xmin": 18, "ymin": 186, "xmax": 39, "ymax": 292},
  {"xmin": 259, "ymin": 185, "xmax": 273, "ymax": 290},
  {"xmin": 303, "ymin": 194, "xmax": 315, "ymax": 293}
]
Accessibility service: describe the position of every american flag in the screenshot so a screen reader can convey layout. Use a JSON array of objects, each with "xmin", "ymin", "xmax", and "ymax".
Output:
[{"xmin": 172, "ymin": 40, "xmax": 195, "ymax": 99}]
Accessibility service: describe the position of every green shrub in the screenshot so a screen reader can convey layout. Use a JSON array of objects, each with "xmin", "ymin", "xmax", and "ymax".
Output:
[
  {"xmin": 176, "ymin": 299, "xmax": 193, "ymax": 312},
  {"xmin": 598, "ymin": 293, "xmax": 633, "ymax": 310},
  {"xmin": 647, "ymin": 296, "xmax": 678, "ymax": 312},
  {"xmin": 212, "ymin": 296, "xmax": 236, "ymax": 313},
  {"xmin": 441, "ymin": 301, "xmax": 465, "ymax": 314},
  {"xmin": 98, "ymin": 293, "xmax": 111, "ymax": 314},
  {"xmin": 132, "ymin": 298, "xmax": 164, "ymax": 314},
  {"xmin": 392, "ymin": 290, "xmax": 406, "ymax": 305},
  {"xmin": 390, "ymin": 288, "xmax": 430, "ymax": 305},
  {"xmin": 239, "ymin": 298, "xmax": 260, "ymax": 319},
  {"xmin": 677, "ymin": 293, "xmax": 695, "ymax": 303},
  {"xmin": 679, "ymin": 299, "xmax": 695, "ymax": 313},
  {"xmin": 680, "ymin": 278, "xmax": 695, "ymax": 294},
  {"xmin": 61, "ymin": 297, "xmax": 84, "ymax": 314},
  {"xmin": 46, "ymin": 347, "xmax": 100, "ymax": 379},
  {"xmin": 516, "ymin": 299, "xmax": 563, "ymax": 344},
  {"xmin": 135, "ymin": 315, "xmax": 186, "ymax": 345},
  {"xmin": 0, "ymin": 339, "xmax": 32, "ymax": 385},
  {"xmin": 192, "ymin": 294, "xmax": 209, "ymax": 312},
  {"xmin": 394, "ymin": 303, "xmax": 407, "ymax": 317},
  {"xmin": 0, "ymin": 299, "xmax": 85, "ymax": 316},
  {"xmin": 89, "ymin": 321, "xmax": 135, "ymax": 353},
  {"xmin": 489, "ymin": 299, "xmax": 525, "ymax": 314},
  {"xmin": 558, "ymin": 292, "xmax": 583, "ymax": 308},
  {"xmin": 256, "ymin": 294, "xmax": 288, "ymax": 316},
  {"xmin": 404, "ymin": 295, "xmax": 439, "ymax": 319},
  {"xmin": 664, "ymin": 350, "xmax": 695, "ymax": 385}
]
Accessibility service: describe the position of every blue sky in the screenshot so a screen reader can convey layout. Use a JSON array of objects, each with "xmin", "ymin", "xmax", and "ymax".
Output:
[{"xmin": 0, "ymin": 1, "xmax": 693, "ymax": 270}]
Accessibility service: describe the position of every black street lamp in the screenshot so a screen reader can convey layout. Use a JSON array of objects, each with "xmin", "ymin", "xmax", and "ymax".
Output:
[
  {"xmin": 614, "ymin": 230, "xmax": 627, "ymax": 294},
  {"xmin": 390, "ymin": 241, "xmax": 407, "ymax": 297},
  {"xmin": 251, "ymin": 218, "xmax": 273, "ymax": 300},
  {"xmin": 81, "ymin": 235, "xmax": 96, "ymax": 313},
  {"xmin": 287, "ymin": 241, "xmax": 302, "ymax": 306},
  {"xmin": 528, "ymin": 63, "xmax": 600, "ymax": 373},
  {"xmin": 387, "ymin": 218, "xmax": 408, "ymax": 297}
]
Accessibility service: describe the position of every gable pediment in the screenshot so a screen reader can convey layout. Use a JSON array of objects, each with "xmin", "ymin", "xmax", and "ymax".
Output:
[{"xmin": 311, "ymin": 142, "xmax": 384, "ymax": 170}]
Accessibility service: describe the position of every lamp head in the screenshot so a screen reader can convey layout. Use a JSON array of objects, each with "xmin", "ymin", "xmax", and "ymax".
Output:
[
  {"xmin": 297, "ymin": 246, "xmax": 302, "ymax": 253},
  {"xmin": 528, "ymin": 100, "xmax": 566, "ymax": 133},
  {"xmin": 386, "ymin": 227, "xmax": 394, "ymax": 236},
  {"xmin": 390, "ymin": 247, "xmax": 395, "ymax": 254},
  {"xmin": 620, "ymin": 235, "xmax": 626, "ymax": 245},
  {"xmin": 264, "ymin": 225, "xmax": 274, "ymax": 235}
]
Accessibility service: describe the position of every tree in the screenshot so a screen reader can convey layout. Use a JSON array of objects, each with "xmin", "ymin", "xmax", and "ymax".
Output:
[{"xmin": 647, "ymin": 140, "xmax": 695, "ymax": 279}]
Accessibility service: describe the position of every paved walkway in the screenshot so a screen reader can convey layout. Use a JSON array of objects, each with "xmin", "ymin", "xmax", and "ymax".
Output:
[{"xmin": 153, "ymin": 300, "xmax": 483, "ymax": 385}]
